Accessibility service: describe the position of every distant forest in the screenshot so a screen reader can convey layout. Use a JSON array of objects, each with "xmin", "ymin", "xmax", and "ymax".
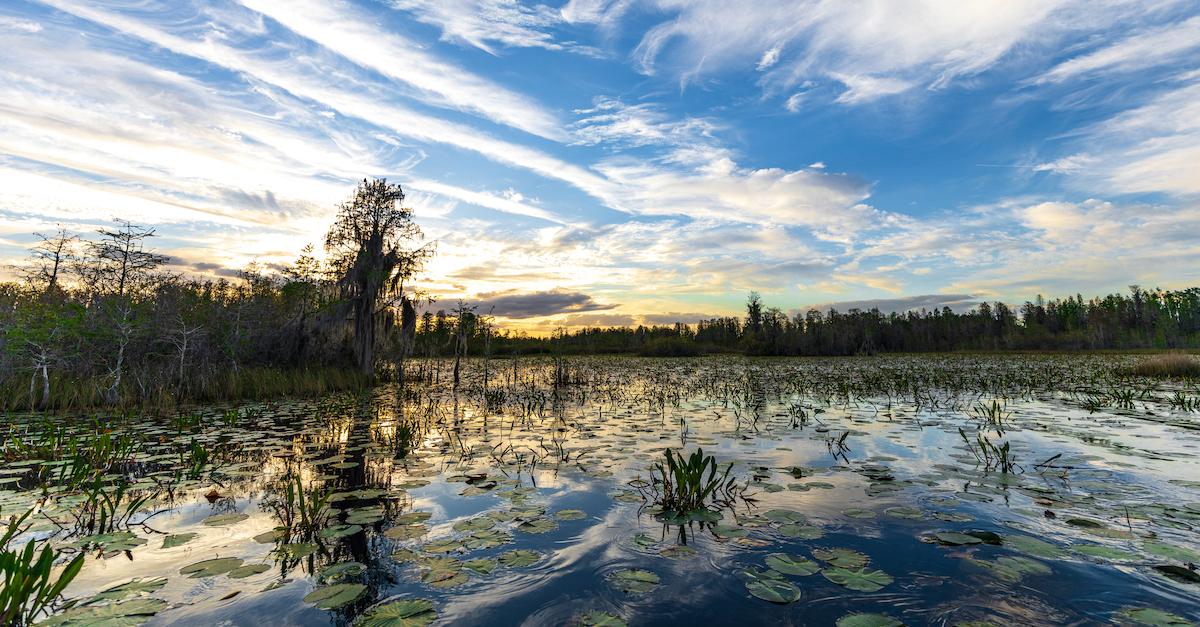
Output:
[
  {"xmin": 449, "ymin": 288, "xmax": 1200, "ymax": 357},
  {"xmin": 2, "ymin": 179, "xmax": 1198, "ymax": 410}
]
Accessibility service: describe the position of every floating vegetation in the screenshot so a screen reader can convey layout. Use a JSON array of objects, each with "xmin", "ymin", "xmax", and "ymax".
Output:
[{"xmin": 0, "ymin": 354, "xmax": 1197, "ymax": 625}]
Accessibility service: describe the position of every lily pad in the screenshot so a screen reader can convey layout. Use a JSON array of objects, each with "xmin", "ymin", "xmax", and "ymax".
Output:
[
  {"xmin": 203, "ymin": 512, "xmax": 249, "ymax": 526},
  {"xmin": 610, "ymin": 568, "xmax": 660, "ymax": 593},
  {"xmin": 90, "ymin": 577, "xmax": 167, "ymax": 602},
  {"xmin": 180, "ymin": 557, "xmax": 244, "ymax": 578},
  {"xmin": 1116, "ymin": 607, "xmax": 1195, "ymax": 626},
  {"xmin": 813, "ymin": 548, "xmax": 870, "ymax": 569},
  {"xmin": 742, "ymin": 568, "xmax": 801, "ymax": 603},
  {"xmin": 42, "ymin": 597, "xmax": 168, "ymax": 626},
  {"xmin": 822, "ymin": 567, "xmax": 893, "ymax": 592},
  {"xmin": 836, "ymin": 613, "xmax": 905, "ymax": 627},
  {"xmin": 554, "ymin": 509, "xmax": 587, "ymax": 521},
  {"xmin": 161, "ymin": 533, "xmax": 198, "ymax": 549},
  {"xmin": 498, "ymin": 550, "xmax": 542, "ymax": 568},
  {"xmin": 304, "ymin": 583, "xmax": 367, "ymax": 609},
  {"xmin": 228, "ymin": 563, "xmax": 271, "ymax": 578},
  {"xmin": 765, "ymin": 553, "xmax": 819, "ymax": 576},
  {"xmin": 355, "ymin": 598, "xmax": 438, "ymax": 626},
  {"xmin": 580, "ymin": 610, "xmax": 628, "ymax": 627}
]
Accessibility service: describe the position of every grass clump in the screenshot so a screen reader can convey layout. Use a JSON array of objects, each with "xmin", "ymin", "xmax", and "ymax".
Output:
[
  {"xmin": 1123, "ymin": 353, "xmax": 1200, "ymax": 378},
  {"xmin": 636, "ymin": 448, "xmax": 741, "ymax": 521},
  {"xmin": 1, "ymin": 508, "xmax": 85, "ymax": 626}
]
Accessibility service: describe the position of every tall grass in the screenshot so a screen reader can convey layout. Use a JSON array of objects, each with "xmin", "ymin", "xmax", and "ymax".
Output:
[
  {"xmin": 0, "ymin": 366, "xmax": 370, "ymax": 413},
  {"xmin": 1123, "ymin": 353, "xmax": 1200, "ymax": 378},
  {"xmin": 1, "ymin": 508, "xmax": 85, "ymax": 626}
]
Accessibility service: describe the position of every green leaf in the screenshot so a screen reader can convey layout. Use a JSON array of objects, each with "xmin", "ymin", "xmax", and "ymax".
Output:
[
  {"xmin": 304, "ymin": 583, "xmax": 366, "ymax": 609},
  {"xmin": 609, "ymin": 568, "xmax": 660, "ymax": 593},
  {"xmin": 580, "ymin": 610, "xmax": 628, "ymax": 627},
  {"xmin": 180, "ymin": 557, "xmax": 243, "ymax": 578},
  {"xmin": 1116, "ymin": 607, "xmax": 1195, "ymax": 626},
  {"xmin": 765, "ymin": 553, "xmax": 819, "ymax": 576},
  {"xmin": 161, "ymin": 533, "xmax": 198, "ymax": 549},
  {"xmin": 43, "ymin": 598, "xmax": 168, "ymax": 626},
  {"xmin": 836, "ymin": 613, "xmax": 905, "ymax": 627},
  {"xmin": 742, "ymin": 568, "xmax": 801, "ymax": 603},
  {"xmin": 812, "ymin": 548, "xmax": 870, "ymax": 569},
  {"xmin": 355, "ymin": 598, "xmax": 437, "ymax": 627},
  {"xmin": 498, "ymin": 550, "xmax": 542, "ymax": 568},
  {"xmin": 227, "ymin": 563, "xmax": 271, "ymax": 578},
  {"xmin": 202, "ymin": 513, "xmax": 249, "ymax": 526},
  {"xmin": 822, "ymin": 567, "xmax": 893, "ymax": 592},
  {"xmin": 90, "ymin": 577, "xmax": 167, "ymax": 602}
]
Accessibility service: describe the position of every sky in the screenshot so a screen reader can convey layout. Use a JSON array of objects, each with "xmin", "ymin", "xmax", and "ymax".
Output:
[{"xmin": 1, "ymin": 0, "xmax": 1199, "ymax": 333}]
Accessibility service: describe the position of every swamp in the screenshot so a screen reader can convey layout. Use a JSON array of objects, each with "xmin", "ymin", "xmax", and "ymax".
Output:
[{"xmin": 3, "ymin": 354, "xmax": 1199, "ymax": 626}]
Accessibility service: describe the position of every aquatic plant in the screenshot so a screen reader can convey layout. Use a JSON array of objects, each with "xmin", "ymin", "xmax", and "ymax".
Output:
[
  {"xmin": 639, "ymin": 448, "xmax": 740, "ymax": 520},
  {"xmin": 958, "ymin": 428, "xmax": 1021, "ymax": 474},
  {"xmin": 273, "ymin": 475, "xmax": 332, "ymax": 541},
  {"xmin": 0, "ymin": 507, "xmax": 85, "ymax": 626}
]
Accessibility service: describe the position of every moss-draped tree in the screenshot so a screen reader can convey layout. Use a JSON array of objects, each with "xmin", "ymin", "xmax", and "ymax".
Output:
[{"xmin": 325, "ymin": 179, "xmax": 431, "ymax": 379}]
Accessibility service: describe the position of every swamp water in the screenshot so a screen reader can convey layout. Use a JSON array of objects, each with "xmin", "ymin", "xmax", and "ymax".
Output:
[{"xmin": 3, "ymin": 355, "xmax": 1200, "ymax": 626}]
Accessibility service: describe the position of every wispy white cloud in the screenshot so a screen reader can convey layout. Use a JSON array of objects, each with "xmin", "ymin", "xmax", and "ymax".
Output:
[
  {"xmin": 1037, "ymin": 77, "xmax": 1200, "ymax": 196},
  {"xmin": 1034, "ymin": 16, "xmax": 1200, "ymax": 84},
  {"xmin": 234, "ymin": 0, "xmax": 564, "ymax": 140},
  {"xmin": 387, "ymin": 0, "xmax": 600, "ymax": 57}
]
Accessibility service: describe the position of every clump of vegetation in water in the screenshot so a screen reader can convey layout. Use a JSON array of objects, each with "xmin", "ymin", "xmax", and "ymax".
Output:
[
  {"xmin": 635, "ymin": 448, "xmax": 742, "ymax": 523},
  {"xmin": 1123, "ymin": 353, "xmax": 1200, "ymax": 378},
  {"xmin": 1, "ymin": 507, "xmax": 85, "ymax": 626}
]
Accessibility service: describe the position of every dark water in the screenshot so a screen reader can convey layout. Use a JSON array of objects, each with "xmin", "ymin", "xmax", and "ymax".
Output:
[{"xmin": 6, "ymin": 356, "xmax": 1200, "ymax": 626}]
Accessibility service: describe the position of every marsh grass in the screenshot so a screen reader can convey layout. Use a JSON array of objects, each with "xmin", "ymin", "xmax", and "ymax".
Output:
[
  {"xmin": 1, "ymin": 508, "xmax": 85, "ymax": 626},
  {"xmin": 1122, "ymin": 353, "xmax": 1200, "ymax": 379},
  {"xmin": 0, "ymin": 366, "xmax": 370, "ymax": 412},
  {"xmin": 636, "ymin": 448, "xmax": 741, "ymax": 521}
]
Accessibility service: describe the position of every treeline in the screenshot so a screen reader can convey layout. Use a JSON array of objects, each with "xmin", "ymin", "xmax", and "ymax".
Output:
[
  {"xmin": 0, "ymin": 179, "xmax": 429, "ymax": 410},
  {"xmin": 415, "ymin": 288, "xmax": 1200, "ymax": 357}
]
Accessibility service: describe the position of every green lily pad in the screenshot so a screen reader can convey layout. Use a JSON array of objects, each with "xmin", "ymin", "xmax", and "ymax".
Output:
[
  {"xmin": 822, "ymin": 567, "xmax": 893, "ymax": 592},
  {"xmin": 836, "ymin": 613, "xmax": 905, "ymax": 627},
  {"xmin": 1004, "ymin": 536, "xmax": 1065, "ymax": 559},
  {"xmin": 463, "ymin": 558, "xmax": 499, "ymax": 575},
  {"xmin": 884, "ymin": 506, "xmax": 925, "ymax": 520},
  {"xmin": 580, "ymin": 610, "xmax": 628, "ymax": 627},
  {"xmin": 969, "ymin": 556, "xmax": 1051, "ymax": 582},
  {"xmin": 180, "ymin": 557, "xmax": 244, "ymax": 578},
  {"xmin": 421, "ymin": 567, "xmax": 469, "ymax": 588},
  {"xmin": 203, "ymin": 513, "xmax": 249, "ymax": 526},
  {"xmin": 90, "ymin": 577, "xmax": 167, "ymax": 602},
  {"xmin": 610, "ymin": 568, "xmax": 660, "ymax": 593},
  {"xmin": 813, "ymin": 548, "xmax": 870, "ymax": 569},
  {"xmin": 554, "ymin": 509, "xmax": 587, "ymax": 521},
  {"xmin": 42, "ymin": 597, "xmax": 168, "ymax": 626},
  {"xmin": 517, "ymin": 517, "xmax": 558, "ymax": 534},
  {"xmin": 161, "ymin": 533, "xmax": 198, "ymax": 549},
  {"xmin": 498, "ymin": 550, "xmax": 542, "ymax": 568},
  {"xmin": 228, "ymin": 563, "xmax": 271, "ymax": 578},
  {"xmin": 321, "ymin": 524, "xmax": 363, "ymax": 539},
  {"xmin": 1116, "ymin": 607, "xmax": 1195, "ymax": 626},
  {"xmin": 321, "ymin": 561, "xmax": 367, "ymax": 581},
  {"xmin": 384, "ymin": 524, "xmax": 428, "ymax": 540},
  {"xmin": 742, "ymin": 568, "xmax": 801, "ymax": 603},
  {"xmin": 355, "ymin": 598, "xmax": 438, "ymax": 626},
  {"xmin": 934, "ymin": 531, "xmax": 983, "ymax": 546},
  {"xmin": 304, "ymin": 583, "xmax": 366, "ymax": 609},
  {"xmin": 765, "ymin": 553, "xmax": 819, "ymax": 576},
  {"xmin": 779, "ymin": 524, "xmax": 824, "ymax": 539},
  {"xmin": 274, "ymin": 542, "xmax": 319, "ymax": 559}
]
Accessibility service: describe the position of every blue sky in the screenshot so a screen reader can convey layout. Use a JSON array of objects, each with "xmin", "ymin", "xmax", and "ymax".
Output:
[{"xmin": 1, "ymin": 0, "xmax": 1198, "ymax": 331}]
